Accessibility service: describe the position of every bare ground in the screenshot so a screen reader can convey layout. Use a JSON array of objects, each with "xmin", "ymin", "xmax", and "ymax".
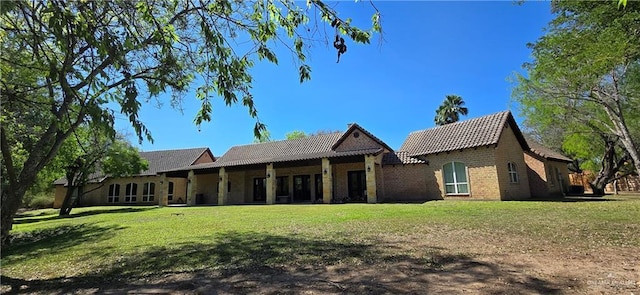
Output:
[{"xmin": 2, "ymin": 230, "xmax": 638, "ymax": 295}]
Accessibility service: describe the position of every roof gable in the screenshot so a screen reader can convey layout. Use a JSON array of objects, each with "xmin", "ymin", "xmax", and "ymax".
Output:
[
  {"xmin": 332, "ymin": 123, "xmax": 393, "ymax": 152},
  {"xmin": 400, "ymin": 111, "xmax": 528, "ymax": 156},
  {"xmin": 139, "ymin": 147, "xmax": 213, "ymax": 175}
]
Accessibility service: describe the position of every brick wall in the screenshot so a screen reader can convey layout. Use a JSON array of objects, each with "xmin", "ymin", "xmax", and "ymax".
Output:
[
  {"xmin": 333, "ymin": 162, "xmax": 366, "ymax": 200},
  {"xmin": 426, "ymin": 147, "xmax": 500, "ymax": 199},
  {"xmin": 193, "ymin": 151, "xmax": 215, "ymax": 164},
  {"xmin": 381, "ymin": 164, "xmax": 433, "ymax": 201},
  {"xmin": 334, "ymin": 129, "xmax": 383, "ymax": 152},
  {"xmin": 494, "ymin": 123, "xmax": 531, "ymax": 200},
  {"xmin": 524, "ymin": 153, "xmax": 550, "ymax": 197},
  {"xmin": 56, "ymin": 175, "xmax": 188, "ymax": 206},
  {"xmin": 194, "ymin": 173, "xmax": 218, "ymax": 204}
]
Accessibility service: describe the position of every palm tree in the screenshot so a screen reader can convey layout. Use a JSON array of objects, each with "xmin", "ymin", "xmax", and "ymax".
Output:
[{"xmin": 434, "ymin": 95, "xmax": 469, "ymax": 126}]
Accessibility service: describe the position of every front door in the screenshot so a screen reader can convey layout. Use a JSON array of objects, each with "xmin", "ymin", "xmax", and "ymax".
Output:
[
  {"xmin": 293, "ymin": 175, "xmax": 311, "ymax": 202},
  {"xmin": 348, "ymin": 170, "xmax": 367, "ymax": 202},
  {"xmin": 253, "ymin": 178, "xmax": 266, "ymax": 202}
]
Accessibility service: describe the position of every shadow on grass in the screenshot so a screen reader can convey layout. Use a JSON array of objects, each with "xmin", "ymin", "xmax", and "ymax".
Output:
[
  {"xmin": 2, "ymin": 231, "xmax": 572, "ymax": 294},
  {"xmin": 2, "ymin": 223, "xmax": 124, "ymax": 263},
  {"xmin": 526, "ymin": 196, "xmax": 618, "ymax": 202},
  {"xmin": 13, "ymin": 207, "xmax": 158, "ymax": 225}
]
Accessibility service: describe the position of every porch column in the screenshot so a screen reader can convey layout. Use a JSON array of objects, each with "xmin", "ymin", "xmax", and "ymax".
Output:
[
  {"xmin": 365, "ymin": 154, "xmax": 377, "ymax": 203},
  {"xmin": 266, "ymin": 163, "xmax": 276, "ymax": 204},
  {"xmin": 187, "ymin": 170, "xmax": 197, "ymax": 206},
  {"xmin": 322, "ymin": 158, "xmax": 333, "ymax": 204},
  {"xmin": 159, "ymin": 173, "xmax": 169, "ymax": 206},
  {"xmin": 218, "ymin": 167, "xmax": 228, "ymax": 205}
]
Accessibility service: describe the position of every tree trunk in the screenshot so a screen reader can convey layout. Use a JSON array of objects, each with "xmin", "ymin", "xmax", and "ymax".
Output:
[
  {"xmin": 1, "ymin": 184, "xmax": 29, "ymax": 247},
  {"xmin": 589, "ymin": 137, "xmax": 619, "ymax": 196},
  {"xmin": 589, "ymin": 175, "xmax": 608, "ymax": 196}
]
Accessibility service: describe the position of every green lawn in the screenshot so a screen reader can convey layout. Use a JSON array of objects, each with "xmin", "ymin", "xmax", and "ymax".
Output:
[{"xmin": 2, "ymin": 195, "xmax": 640, "ymax": 293}]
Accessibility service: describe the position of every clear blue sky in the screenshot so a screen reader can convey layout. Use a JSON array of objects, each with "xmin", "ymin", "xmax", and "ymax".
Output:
[{"xmin": 117, "ymin": 1, "xmax": 554, "ymax": 157}]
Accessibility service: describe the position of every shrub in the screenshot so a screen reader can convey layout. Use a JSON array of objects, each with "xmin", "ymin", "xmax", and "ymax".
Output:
[{"xmin": 26, "ymin": 192, "xmax": 55, "ymax": 209}]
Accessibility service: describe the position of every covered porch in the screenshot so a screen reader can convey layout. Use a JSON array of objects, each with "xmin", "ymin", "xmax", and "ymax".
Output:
[{"xmin": 158, "ymin": 153, "xmax": 383, "ymax": 206}]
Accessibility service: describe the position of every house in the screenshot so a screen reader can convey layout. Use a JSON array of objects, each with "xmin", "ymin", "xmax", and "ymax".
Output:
[
  {"xmin": 524, "ymin": 138, "xmax": 572, "ymax": 197},
  {"xmin": 53, "ymin": 111, "xmax": 572, "ymax": 207},
  {"xmin": 53, "ymin": 147, "xmax": 214, "ymax": 208},
  {"xmin": 393, "ymin": 110, "xmax": 533, "ymax": 200}
]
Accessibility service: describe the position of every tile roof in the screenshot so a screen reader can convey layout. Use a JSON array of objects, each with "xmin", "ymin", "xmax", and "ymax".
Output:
[
  {"xmin": 382, "ymin": 151, "xmax": 426, "ymax": 165},
  {"xmin": 400, "ymin": 111, "xmax": 528, "ymax": 156},
  {"xmin": 202, "ymin": 132, "xmax": 384, "ymax": 169},
  {"xmin": 54, "ymin": 147, "xmax": 211, "ymax": 185},
  {"xmin": 138, "ymin": 147, "xmax": 211, "ymax": 175},
  {"xmin": 525, "ymin": 138, "xmax": 573, "ymax": 162}
]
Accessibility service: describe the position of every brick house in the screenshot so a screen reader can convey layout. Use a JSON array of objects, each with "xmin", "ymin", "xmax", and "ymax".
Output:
[
  {"xmin": 53, "ymin": 147, "xmax": 214, "ymax": 208},
  {"xmin": 523, "ymin": 138, "xmax": 572, "ymax": 197},
  {"xmin": 53, "ymin": 111, "xmax": 572, "ymax": 207}
]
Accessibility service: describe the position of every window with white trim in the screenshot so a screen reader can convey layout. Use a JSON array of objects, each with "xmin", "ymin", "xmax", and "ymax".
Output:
[
  {"xmin": 508, "ymin": 162, "xmax": 519, "ymax": 183},
  {"xmin": 168, "ymin": 181, "xmax": 174, "ymax": 201},
  {"xmin": 142, "ymin": 182, "xmax": 155, "ymax": 202},
  {"xmin": 125, "ymin": 183, "xmax": 137, "ymax": 202},
  {"xmin": 108, "ymin": 184, "xmax": 120, "ymax": 203},
  {"xmin": 443, "ymin": 162, "xmax": 469, "ymax": 195}
]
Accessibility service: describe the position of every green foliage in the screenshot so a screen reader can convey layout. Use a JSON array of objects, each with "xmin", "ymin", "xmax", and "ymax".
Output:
[
  {"xmin": 253, "ymin": 129, "xmax": 272, "ymax": 143},
  {"xmin": 434, "ymin": 95, "xmax": 468, "ymax": 126},
  {"xmin": 0, "ymin": 0, "xmax": 381, "ymax": 242},
  {"xmin": 513, "ymin": 0, "xmax": 640, "ymax": 178},
  {"xmin": 285, "ymin": 130, "xmax": 307, "ymax": 140},
  {"xmin": 25, "ymin": 192, "xmax": 54, "ymax": 209}
]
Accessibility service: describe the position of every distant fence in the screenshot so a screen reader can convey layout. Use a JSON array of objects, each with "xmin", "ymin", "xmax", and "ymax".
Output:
[{"xmin": 569, "ymin": 172, "xmax": 640, "ymax": 193}]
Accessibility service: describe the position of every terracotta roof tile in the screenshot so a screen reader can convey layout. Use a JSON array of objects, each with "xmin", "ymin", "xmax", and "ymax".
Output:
[
  {"xmin": 382, "ymin": 151, "xmax": 426, "ymax": 165},
  {"xmin": 525, "ymin": 138, "xmax": 573, "ymax": 162},
  {"xmin": 400, "ymin": 111, "xmax": 524, "ymax": 156},
  {"xmin": 54, "ymin": 147, "xmax": 211, "ymax": 185}
]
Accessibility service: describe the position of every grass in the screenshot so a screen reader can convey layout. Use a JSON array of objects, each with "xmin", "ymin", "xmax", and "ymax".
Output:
[{"xmin": 2, "ymin": 194, "xmax": 640, "ymax": 290}]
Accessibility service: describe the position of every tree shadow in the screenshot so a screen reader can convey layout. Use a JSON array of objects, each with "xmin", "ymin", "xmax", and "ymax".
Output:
[
  {"xmin": 1, "ymin": 231, "xmax": 573, "ymax": 294},
  {"xmin": 12, "ymin": 207, "xmax": 158, "ymax": 225},
  {"xmin": 1, "ymin": 223, "xmax": 124, "ymax": 263},
  {"xmin": 525, "ymin": 196, "xmax": 618, "ymax": 202}
]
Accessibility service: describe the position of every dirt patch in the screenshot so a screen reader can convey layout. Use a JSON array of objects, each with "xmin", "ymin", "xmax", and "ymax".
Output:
[{"xmin": 3, "ymin": 232, "xmax": 638, "ymax": 294}]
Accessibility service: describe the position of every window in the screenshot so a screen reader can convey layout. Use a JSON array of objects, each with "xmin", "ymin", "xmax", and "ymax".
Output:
[
  {"xmin": 108, "ymin": 184, "xmax": 120, "ymax": 203},
  {"xmin": 142, "ymin": 182, "xmax": 155, "ymax": 202},
  {"xmin": 125, "ymin": 183, "xmax": 137, "ymax": 202},
  {"xmin": 508, "ymin": 162, "xmax": 519, "ymax": 183},
  {"xmin": 168, "ymin": 181, "xmax": 174, "ymax": 201},
  {"xmin": 276, "ymin": 176, "xmax": 289, "ymax": 196},
  {"xmin": 443, "ymin": 162, "xmax": 469, "ymax": 195}
]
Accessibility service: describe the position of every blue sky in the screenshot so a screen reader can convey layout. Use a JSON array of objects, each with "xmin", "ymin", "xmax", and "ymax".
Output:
[{"xmin": 118, "ymin": 1, "xmax": 554, "ymax": 157}]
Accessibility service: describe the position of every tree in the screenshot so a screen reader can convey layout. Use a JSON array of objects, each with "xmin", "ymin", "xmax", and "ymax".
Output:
[
  {"xmin": 285, "ymin": 130, "xmax": 307, "ymax": 140},
  {"xmin": 0, "ymin": 0, "xmax": 381, "ymax": 245},
  {"xmin": 434, "ymin": 95, "xmax": 468, "ymax": 126},
  {"xmin": 513, "ymin": 1, "xmax": 640, "ymax": 191},
  {"xmin": 58, "ymin": 127, "xmax": 147, "ymax": 216}
]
